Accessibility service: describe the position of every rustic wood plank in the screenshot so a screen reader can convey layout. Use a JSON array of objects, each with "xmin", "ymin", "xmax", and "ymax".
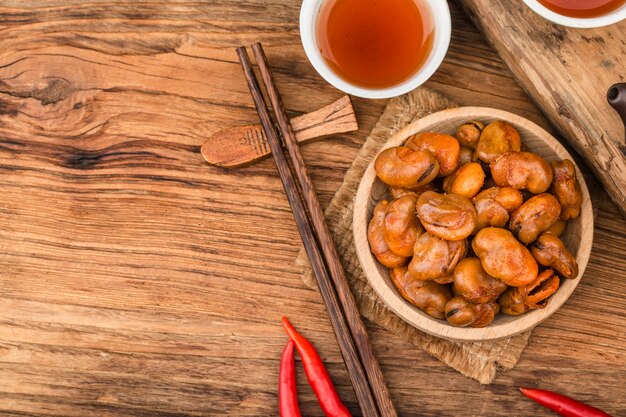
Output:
[
  {"xmin": 458, "ymin": 0, "xmax": 626, "ymax": 216},
  {"xmin": 0, "ymin": 1, "xmax": 624, "ymax": 416}
]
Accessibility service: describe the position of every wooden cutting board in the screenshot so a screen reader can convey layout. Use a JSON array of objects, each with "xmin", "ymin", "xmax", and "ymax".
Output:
[{"xmin": 459, "ymin": 0, "xmax": 626, "ymax": 216}]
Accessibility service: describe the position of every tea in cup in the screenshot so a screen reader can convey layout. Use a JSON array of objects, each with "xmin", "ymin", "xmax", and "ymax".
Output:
[{"xmin": 300, "ymin": 0, "xmax": 451, "ymax": 99}]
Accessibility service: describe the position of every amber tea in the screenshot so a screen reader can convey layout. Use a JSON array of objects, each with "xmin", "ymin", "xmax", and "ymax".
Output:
[{"xmin": 316, "ymin": 0, "xmax": 434, "ymax": 89}]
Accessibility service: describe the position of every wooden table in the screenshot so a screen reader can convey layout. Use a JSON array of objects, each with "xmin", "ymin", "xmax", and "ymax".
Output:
[{"xmin": 0, "ymin": 1, "xmax": 624, "ymax": 416}]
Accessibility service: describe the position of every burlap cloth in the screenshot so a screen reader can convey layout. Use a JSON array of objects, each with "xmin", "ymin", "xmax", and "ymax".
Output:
[{"xmin": 295, "ymin": 87, "xmax": 531, "ymax": 384}]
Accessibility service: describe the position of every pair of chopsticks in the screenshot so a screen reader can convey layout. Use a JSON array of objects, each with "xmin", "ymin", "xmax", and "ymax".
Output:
[{"xmin": 236, "ymin": 43, "xmax": 396, "ymax": 417}]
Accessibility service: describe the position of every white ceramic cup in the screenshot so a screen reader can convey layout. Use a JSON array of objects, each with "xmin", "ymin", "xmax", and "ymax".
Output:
[
  {"xmin": 299, "ymin": 0, "xmax": 451, "ymax": 99},
  {"xmin": 523, "ymin": 0, "xmax": 626, "ymax": 28}
]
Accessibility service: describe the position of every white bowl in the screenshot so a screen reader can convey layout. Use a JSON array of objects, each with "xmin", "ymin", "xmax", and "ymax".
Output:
[
  {"xmin": 353, "ymin": 107, "xmax": 593, "ymax": 341},
  {"xmin": 523, "ymin": 0, "xmax": 626, "ymax": 28},
  {"xmin": 299, "ymin": 0, "xmax": 451, "ymax": 99}
]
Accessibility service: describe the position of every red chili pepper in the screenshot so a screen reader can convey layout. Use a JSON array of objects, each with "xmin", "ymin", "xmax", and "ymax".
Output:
[
  {"xmin": 520, "ymin": 387, "xmax": 613, "ymax": 417},
  {"xmin": 282, "ymin": 317, "xmax": 352, "ymax": 417},
  {"xmin": 279, "ymin": 340, "xmax": 302, "ymax": 417}
]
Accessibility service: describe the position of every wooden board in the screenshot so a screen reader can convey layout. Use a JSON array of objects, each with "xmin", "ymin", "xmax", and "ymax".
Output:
[
  {"xmin": 0, "ymin": 1, "xmax": 624, "ymax": 416},
  {"xmin": 459, "ymin": 0, "xmax": 626, "ymax": 216}
]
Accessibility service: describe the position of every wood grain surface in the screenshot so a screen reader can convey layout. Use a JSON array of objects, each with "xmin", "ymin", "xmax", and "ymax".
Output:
[
  {"xmin": 459, "ymin": 0, "xmax": 626, "ymax": 216},
  {"xmin": 0, "ymin": 1, "xmax": 624, "ymax": 416}
]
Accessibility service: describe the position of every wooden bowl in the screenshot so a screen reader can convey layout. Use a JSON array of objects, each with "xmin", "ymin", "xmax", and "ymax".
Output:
[{"xmin": 353, "ymin": 107, "xmax": 593, "ymax": 341}]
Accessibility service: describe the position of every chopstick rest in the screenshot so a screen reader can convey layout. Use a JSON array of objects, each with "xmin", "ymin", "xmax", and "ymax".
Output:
[{"xmin": 201, "ymin": 95, "xmax": 358, "ymax": 168}]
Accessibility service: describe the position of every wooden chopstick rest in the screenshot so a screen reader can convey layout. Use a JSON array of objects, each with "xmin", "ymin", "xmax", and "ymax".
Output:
[{"xmin": 201, "ymin": 95, "xmax": 358, "ymax": 168}]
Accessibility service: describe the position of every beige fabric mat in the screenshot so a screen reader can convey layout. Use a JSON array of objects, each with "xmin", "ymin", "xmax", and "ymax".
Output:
[{"xmin": 295, "ymin": 87, "xmax": 531, "ymax": 384}]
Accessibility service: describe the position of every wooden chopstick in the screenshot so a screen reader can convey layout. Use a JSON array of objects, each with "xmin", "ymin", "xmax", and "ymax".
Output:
[
  {"xmin": 235, "ymin": 46, "xmax": 383, "ymax": 417},
  {"xmin": 251, "ymin": 42, "xmax": 397, "ymax": 417}
]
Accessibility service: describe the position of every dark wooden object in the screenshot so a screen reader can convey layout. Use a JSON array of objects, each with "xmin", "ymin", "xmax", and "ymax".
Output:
[
  {"xmin": 236, "ymin": 44, "xmax": 388, "ymax": 417},
  {"xmin": 251, "ymin": 42, "xmax": 397, "ymax": 417},
  {"xmin": 608, "ymin": 83, "xmax": 626, "ymax": 140}
]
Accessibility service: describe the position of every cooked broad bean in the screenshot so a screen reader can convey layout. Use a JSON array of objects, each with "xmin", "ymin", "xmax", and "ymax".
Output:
[
  {"xmin": 375, "ymin": 146, "xmax": 439, "ymax": 188},
  {"xmin": 472, "ymin": 227, "xmax": 538, "ymax": 287},
  {"xmin": 442, "ymin": 162, "xmax": 485, "ymax": 199},
  {"xmin": 473, "ymin": 197, "xmax": 509, "ymax": 232},
  {"xmin": 416, "ymin": 191, "xmax": 477, "ymax": 241},
  {"xmin": 474, "ymin": 187, "xmax": 523, "ymax": 213},
  {"xmin": 368, "ymin": 201, "xmax": 408, "ymax": 268},
  {"xmin": 408, "ymin": 232, "xmax": 466, "ymax": 281},
  {"xmin": 550, "ymin": 159, "xmax": 583, "ymax": 220},
  {"xmin": 390, "ymin": 266, "xmax": 452, "ymax": 319},
  {"xmin": 498, "ymin": 270, "xmax": 559, "ymax": 316},
  {"xmin": 453, "ymin": 257, "xmax": 508, "ymax": 304},
  {"xmin": 456, "ymin": 121, "xmax": 484, "ymax": 149},
  {"xmin": 458, "ymin": 146, "xmax": 474, "ymax": 165},
  {"xmin": 472, "ymin": 187, "xmax": 522, "ymax": 233},
  {"xmin": 531, "ymin": 233, "xmax": 578, "ymax": 279},
  {"xmin": 490, "ymin": 151, "xmax": 553, "ymax": 194},
  {"xmin": 383, "ymin": 195, "xmax": 423, "ymax": 257},
  {"xmin": 444, "ymin": 296, "xmax": 500, "ymax": 327},
  {"xmin": 405, "ymin": 132, "xmax": 460, "ymax": 176},
  {"xmin": 509, "ymin": 193, "xmax": 561, "ymax": 244},
  {"xmin": 474, "ymin": 120, "xmax": 522, "ymax": 163},
  {"xmin": 544, "ymin": 219, "xmax": 567, "ymax": 237}
]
